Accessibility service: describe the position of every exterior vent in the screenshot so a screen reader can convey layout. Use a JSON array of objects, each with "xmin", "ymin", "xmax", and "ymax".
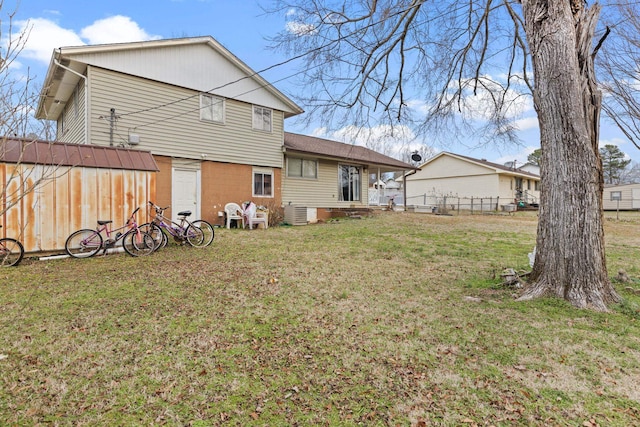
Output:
[
  {"xmin": 128, "ymin": 134, "xmax": 140, "ymax": 145},
  {"xmin": 284, "ymin": 205, "xmax": 307, "ymax": 226}
]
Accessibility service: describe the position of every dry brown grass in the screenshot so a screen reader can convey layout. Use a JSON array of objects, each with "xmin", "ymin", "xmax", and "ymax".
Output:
[{"xmin": 1, "ymin": 211, "xmax": 639, "ymax": 426}]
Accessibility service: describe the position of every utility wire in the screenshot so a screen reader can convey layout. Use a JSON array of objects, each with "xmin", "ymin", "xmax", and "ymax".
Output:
[{"xmin": 117, "ymin": 1, "xmax": 429, "ymax": 127}]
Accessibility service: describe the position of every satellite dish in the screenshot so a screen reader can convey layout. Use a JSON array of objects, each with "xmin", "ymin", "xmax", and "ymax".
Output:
[{"xmin": 411, "ymin": 152, "xmax": 422, "ymax": 162}]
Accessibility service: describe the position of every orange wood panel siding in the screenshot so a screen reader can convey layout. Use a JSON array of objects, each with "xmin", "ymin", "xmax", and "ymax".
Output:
[{"xmin": 1, "ymin": 163, "xmax": 156, "ymax": 253}]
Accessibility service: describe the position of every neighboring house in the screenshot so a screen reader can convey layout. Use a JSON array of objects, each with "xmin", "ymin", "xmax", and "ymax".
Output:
[
  {"xmin": 518, "ymin": 162, "xmax": 541, "ymax": 176},
  {"xmin": 405, "ymin": 152, "xmax": 541, "ymax": 208},
  {"xmin": 369, "ymin": 177, "xmax": 403, "ymax": 205},
  {"xmin": 1, "ymin": 138, "xmax": 157, "ymax": 253},
  {"xmin": 36, "ymin": 36, "xmax": 304, "ymax": 226},
  {"xmin": 282, "ymin": 132, "xmax": 417, "ymax": 222},
  {"xmin": 603, "ymin": 183, "xmax": 640, "ymax": 210}
]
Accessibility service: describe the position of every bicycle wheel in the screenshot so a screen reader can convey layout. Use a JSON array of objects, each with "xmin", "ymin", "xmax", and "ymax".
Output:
[
  {"xmin": 65, "ymin": 229, "xmax": 103, "ymax": 258},
  {"xmin": 139, "ymin": 222, "xmax": 166, "ymax": 250},
  {"xmin": 122, "ymin": 230, "xmax": 156, "ymax": 257},
  {"xmin": 0, "ymin": 238, "xmax": 24, "ymax": 267},
  {"xmin": 191, "ymin": 220, "xmax": 214, "ymax": 246},
  {"xmin": 184, "ymin": 223, "xmax": 205, "ymax": 247}
]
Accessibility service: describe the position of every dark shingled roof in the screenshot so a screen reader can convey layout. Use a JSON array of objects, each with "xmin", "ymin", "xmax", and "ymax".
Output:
[
  {"xmin": 1, "ymin": 138, "xmax": 159, "ymax": 172},
  {"xmin": 284, "ymin": 132, "xmax": 417, "ymax": 170}
]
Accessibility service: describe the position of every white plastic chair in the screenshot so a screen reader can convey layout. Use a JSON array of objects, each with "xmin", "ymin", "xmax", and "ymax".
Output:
[
  {"xmin": 242, "ymin": 202, "xmax": 268, "ymax": 229},
  {"xmin": 224, "ymin": 203, "xmax": 244, "ymax": 229}
]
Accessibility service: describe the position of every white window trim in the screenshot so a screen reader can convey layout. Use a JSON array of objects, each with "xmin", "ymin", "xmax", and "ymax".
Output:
[
  {"xmin": 338, "ymin": 164, "xmax": 362, "ymax": 202},
  {"xmin": 200, "ymin": 94, "xmax": 225, "ymax": 124},
  {"xmin": 252, "ymin": 167, "xmax": 274, "ymax": 198},
  {"xmin": 252, "ymin": 105, "xmax": 272, "ymax": 132}
]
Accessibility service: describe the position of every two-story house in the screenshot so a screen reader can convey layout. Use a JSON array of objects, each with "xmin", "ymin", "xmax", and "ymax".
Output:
[{"xmin": 36, "ymin": 36, "xmax": 304, "ymax": 225}]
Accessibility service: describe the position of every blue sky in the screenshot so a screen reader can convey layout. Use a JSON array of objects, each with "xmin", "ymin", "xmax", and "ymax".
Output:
[{"xmin": 6, "ymin": 0, "xmax": 639, "ymax": 164}]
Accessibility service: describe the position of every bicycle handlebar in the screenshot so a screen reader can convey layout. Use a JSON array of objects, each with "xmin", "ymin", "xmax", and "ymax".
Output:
[{"xmin": 148, "ymin": 201, "xmax": 170, "ymax": 212}]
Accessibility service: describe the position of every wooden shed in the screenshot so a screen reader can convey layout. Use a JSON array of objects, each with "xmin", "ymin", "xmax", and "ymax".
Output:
[{"xmin": 1, "ymin": 138, "xmax": 158, "ymax": 254}]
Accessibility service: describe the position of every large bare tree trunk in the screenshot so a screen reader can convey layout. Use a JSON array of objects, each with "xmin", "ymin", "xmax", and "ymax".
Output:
[{"xmin": 518, "ymin": 1, "xmax": 621, "ymax": 310}]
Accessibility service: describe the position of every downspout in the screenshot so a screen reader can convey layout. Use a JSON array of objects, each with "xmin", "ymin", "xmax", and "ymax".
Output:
[
  {"xmin": 403, "ymin": 171, "xmax": 407, "ymax": 212},
  {"xmin": 54, "ymin": 51, "xmax": 89, "ymax": 145}
]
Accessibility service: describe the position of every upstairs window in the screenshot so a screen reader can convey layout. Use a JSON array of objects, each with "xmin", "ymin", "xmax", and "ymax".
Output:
[
  {"xmin": 288, "ymin": 158, "xmax": 317, "ymax": 179},
  {"xmin": 252, "ymin": 106, "xmax": 272, "ymax": 132},
  {"xmin": 200, "ymin": 94, "xmax": 224, "ymax": 123}
]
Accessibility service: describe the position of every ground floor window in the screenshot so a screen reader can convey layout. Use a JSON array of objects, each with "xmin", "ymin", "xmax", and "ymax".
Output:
[
  {"xmin": 339, "ymin": 165, "xmax": 361, "ymax": 202},
  {"xmin": 253, "ymin": 168, "xmax": 273, "ymax": 197},
  {"xmin": 610, "ymin": 191, "xmax": 622, "ymax": 201},
  {"xmin": 288, "ymin": 157, "xmax": 317, "ymax": 179}
]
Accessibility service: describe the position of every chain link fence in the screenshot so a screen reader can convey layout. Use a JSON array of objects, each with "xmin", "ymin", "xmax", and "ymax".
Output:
[{"xmin": 403, "ymin": 194, "xmax": 515, "ymax": 215}]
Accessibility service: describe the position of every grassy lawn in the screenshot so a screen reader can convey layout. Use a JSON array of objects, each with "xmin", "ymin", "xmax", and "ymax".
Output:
[{"xmin": 1, "ymin": 211, "xmax": 640, "ymax": 426}]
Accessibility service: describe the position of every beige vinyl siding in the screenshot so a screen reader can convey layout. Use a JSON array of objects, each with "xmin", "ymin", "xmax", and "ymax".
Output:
[
  {"xmin": 406, "ymin": 174, "xmax": 499, "ymax": 200},
  {"xmin": 57, "ymin": 83, "xmax": 86, "ymax": 144},
  {"xmin": 88, "ymin": 67, "xmax": 284, "ymax": 167},
  {"xmin": 409, "ymin": 155, "xmax": 495, "ymax": 179},
  {"xmin": 497, "ymin": 175, "xmax": 517, "ymax": 202},
  {"xmin": 282, "ymin": 158, "xmax": 369, "ymax": 208},
  {"xmin": 406, "ymin": 153, "xmax": 541, "ymax": 204},
  {"xmin": 603, "ymin": 184, "xmax": 640, "ymax": 210}
]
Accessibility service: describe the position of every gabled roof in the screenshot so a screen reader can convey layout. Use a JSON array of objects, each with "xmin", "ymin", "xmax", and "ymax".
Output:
[
  {"xmin": 36, "ymin": 36, "xmax": 304, "ymax": 120},
  {"xmin": 604, "ymin": 182, "xmax": 640, "ymax": 189},
  {"xmin": 1, "ymin": 138, "xmax": 159, "ymax": 171},
  {"xmin": 283, "ymin": 132, "xmax": 417, "ymax": 171},
  {"xmin": 419, "ymin": 151, "xmax": 540, "ymax": 179}
]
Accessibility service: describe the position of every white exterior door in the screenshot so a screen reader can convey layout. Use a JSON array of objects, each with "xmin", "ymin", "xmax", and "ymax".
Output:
[
  {"xmin": 633, "ymin": 188, "xmax": 640, "ymax": 210},
  {"xmin": 172, "ymin": 168, "xmax": 200, "ymax": 222}
]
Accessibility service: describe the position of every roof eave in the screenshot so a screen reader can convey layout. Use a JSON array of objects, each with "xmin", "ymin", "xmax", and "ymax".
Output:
[
  {"xmin": 36, "ymin": 37, "xmax": 305, "ymax": 118},
  {"xmin": 283, "ymin": 147, "xmax": 417, "ymax": 171}
]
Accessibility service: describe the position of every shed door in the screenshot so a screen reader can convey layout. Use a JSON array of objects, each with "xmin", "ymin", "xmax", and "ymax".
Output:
[
  {"xmin": 633, "ymin": 188, "xmax": 640, "ymax": 209},
  {"xmin": 172, "ymin": 168, "xmax": 200, "ymax": 222}
]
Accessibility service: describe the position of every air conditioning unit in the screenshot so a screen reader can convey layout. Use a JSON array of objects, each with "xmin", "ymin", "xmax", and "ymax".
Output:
[{"xmin": 284, "ymin": 205, "xmax": 307, "ymax": 226}]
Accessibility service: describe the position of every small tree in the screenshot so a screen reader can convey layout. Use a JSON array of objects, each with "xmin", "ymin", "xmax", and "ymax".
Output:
[
  {"xmin": 599, "ymin": 144, "xmax": 631, "ymax": 184},
  {"xmin": 619, "ymin": 161, "xmax": 640, "ymax": 184},
  {"xmin": 527, "ymin": 148, "xmax": 542, "ymax": 167},
  {"xmin": 599, "ymin": 1, "xmax": 640, "ymax": 151},
  {"xmin": 1, "ymin": 7, "xmax": 57, "ymax": 222}
]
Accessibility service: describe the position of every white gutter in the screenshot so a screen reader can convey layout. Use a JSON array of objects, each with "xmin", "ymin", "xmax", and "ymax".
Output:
[{"xmin": 53, "ymin": 51, "xmax": 89, "ymax": 144}]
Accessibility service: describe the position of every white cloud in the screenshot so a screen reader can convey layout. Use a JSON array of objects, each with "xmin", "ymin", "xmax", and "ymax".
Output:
[
  {"xmin": 12, "ymin": 16, "xmax": 160, "ymax": 65},
  {"xmin": 512, "ymin": 116, "xmax": 538, "ymax": 131},
  {"xmin": 494, "ymin": 150, "xmax": 531, "ymax": 167},
  {"xmin": 599, "ymin": 137, "xmax": 627, "ymax": 148},
  {"xmin": 285, "ymin": 21, "xmax": 317, "ymax": 36},
  {"xmin": 80, "ymin": 15, "xmax": 160, "ymax": 45},
  {"xmin": 312, "ymin": 124, "xmax": 430, "ymax": 159},
  {"xmin": 16, "ymin": 18, "xmax": 84, "ymax": 63},
  {"xmin": 440, "ymin": 75, "xmax": 534, "ymax": 123}
]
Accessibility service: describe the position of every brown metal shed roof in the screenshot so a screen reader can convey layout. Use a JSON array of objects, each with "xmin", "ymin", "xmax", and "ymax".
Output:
[
  {"xmin": 283, "ymin": 132, "xmax": 417, "ymax": 170},
  {"xmin": 1, "ymin": 138, "xmax": 159, "ymax": 171}
]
